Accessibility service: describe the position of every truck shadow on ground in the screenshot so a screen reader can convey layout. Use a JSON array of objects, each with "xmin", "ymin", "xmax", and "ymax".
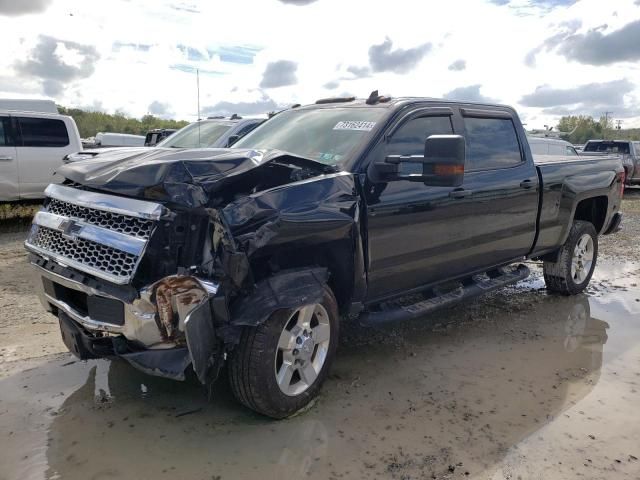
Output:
[{"xmin": 1, "ymin": 292, "xmax": 608, "ymax": 479}]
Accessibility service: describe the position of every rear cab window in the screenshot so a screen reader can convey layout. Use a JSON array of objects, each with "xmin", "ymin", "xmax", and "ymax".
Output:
[
  {"xmin": 462, "ymin": 114, "xmax": 523, "ymax": 170},
  {"xmin": 584, "ymin": 141, "xmax": 631, "ymax": 154},
  {"xmin": 17, "ymin": 117, "xmax": 70, "ymax": 147}
]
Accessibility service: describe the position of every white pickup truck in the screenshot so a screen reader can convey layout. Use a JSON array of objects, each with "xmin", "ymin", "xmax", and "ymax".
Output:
[{"xmin": 0, "ymin": 110, "xmax": 82, "ymax": 201}]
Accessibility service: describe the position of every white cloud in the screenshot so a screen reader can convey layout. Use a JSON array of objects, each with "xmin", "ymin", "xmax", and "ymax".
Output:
[{"xmin": 0, "ymin": 0, "xmax": 638, "ymax": 128}]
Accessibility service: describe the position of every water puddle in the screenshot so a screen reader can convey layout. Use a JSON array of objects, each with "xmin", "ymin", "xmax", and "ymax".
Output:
[{"xmin": 1, "ymin": 261, "xmax": 638, "ymax": 479}]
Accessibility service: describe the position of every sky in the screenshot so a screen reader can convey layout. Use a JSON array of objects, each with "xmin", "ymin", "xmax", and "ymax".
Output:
[{"xmin": 0, "ymin": 0, "xmax": 639, "ymax": 129}]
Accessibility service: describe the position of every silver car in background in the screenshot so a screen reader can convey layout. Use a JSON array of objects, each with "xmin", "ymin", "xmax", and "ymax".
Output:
[{"xmin": 528, "ymin": 136, "xmax": 579, "ymax": 157}]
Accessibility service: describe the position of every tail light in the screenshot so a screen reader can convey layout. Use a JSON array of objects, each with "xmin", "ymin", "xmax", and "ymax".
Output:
[{"xmin": 618, "ymin": 170, "xmax": 626, "ymax": 197}]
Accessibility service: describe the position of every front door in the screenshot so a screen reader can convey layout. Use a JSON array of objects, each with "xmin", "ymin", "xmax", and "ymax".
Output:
[
  {"xmin": 0, "ymin": 116, "xmax": 18, "ymax": 201},
  {"xmin": 363, "ymin": 106, "xmax": 479, "ymax": 300}
]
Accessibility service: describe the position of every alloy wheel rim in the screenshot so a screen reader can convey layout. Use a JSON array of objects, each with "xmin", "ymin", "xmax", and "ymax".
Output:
[
  {"xmin": 275, "ymin": 303, "xmax": 331, "ymax": 396},
  {"xmin": 571, "ymin": 234, "xmax": 594, "ymax": 284}
]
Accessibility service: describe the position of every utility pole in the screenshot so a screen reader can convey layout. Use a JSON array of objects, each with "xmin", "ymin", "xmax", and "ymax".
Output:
[
  {"xmin": 615, "ymin": 119, "xmax": 623, "ymax": 139},
  {"xmin": 603, "ymin": 111, "xmax": 613, "ymax": 140},
  {"xmin": 197, "ymin": 69, "xmax": 201, "ymax": 146}
]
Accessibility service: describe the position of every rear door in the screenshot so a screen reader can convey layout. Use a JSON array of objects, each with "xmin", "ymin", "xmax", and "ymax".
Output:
[
  {"xmin": 15, "ymin": 116, "xmax": 70, "ymax": 198},
  {"xmin": 458, "ymin": 108, "xmax": 539, "ymax": 268},
  {"xmin": 0, "ymin": 115, "xmax": 18, "ymax": 201}
]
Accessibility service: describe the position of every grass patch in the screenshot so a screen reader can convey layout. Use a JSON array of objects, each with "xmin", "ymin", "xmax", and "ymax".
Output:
[{"xmin": 0, "ymin": 202, "xmax": 41, "ymax": 221}]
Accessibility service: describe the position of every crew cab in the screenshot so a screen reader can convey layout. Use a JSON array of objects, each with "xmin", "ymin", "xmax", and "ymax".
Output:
[
  {"xmin": 0, "ymin": 110, "xmax": 82, "ymax": 201},
  {"xmin": 25, "ymin": 94, "xmax": 624, "ymax": 418},
  {"xmin": 580, "ymin": 139, "xmax": 640, "ymax": 186}
]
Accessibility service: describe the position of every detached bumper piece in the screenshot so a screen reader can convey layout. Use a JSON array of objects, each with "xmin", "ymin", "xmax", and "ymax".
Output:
[
  {"xmin": 58, "ymin": 311, "xmax": 114, "ymax": 359},
  {"xmin": 360, "ymin": 264, "xmax": 530, "ymax": 326},
  {"xmin": 58, "ymin": 311, "xmax": 192, "ymax": 381}
]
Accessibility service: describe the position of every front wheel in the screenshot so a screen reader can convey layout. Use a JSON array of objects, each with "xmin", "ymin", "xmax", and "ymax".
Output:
[
  {"xmin": 228, "ymin": 286, "xmax": 339, "ymax": 419},
  {"xmin": 543, "ymin": 220, "xmax": 598, "ymax": 295}
]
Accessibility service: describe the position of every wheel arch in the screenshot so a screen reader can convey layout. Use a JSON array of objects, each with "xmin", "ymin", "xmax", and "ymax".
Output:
[{"xmin": 572, "ymin": 195, "xmax": 608, "ymax": 234}]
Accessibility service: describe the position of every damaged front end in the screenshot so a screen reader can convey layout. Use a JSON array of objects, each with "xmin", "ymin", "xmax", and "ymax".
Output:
[{"xmin": 27, "ymin": 148, "xmax": 361, "ymax": 389}]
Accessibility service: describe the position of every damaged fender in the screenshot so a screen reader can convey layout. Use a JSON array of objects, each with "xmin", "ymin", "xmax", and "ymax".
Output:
[
  {"xmin": 231, "ymin": 268, "xmax": 329, "ymax": 327},
  {"xmin": 184, "ymin": 300, "xmax": 223, "ymax": 385}
]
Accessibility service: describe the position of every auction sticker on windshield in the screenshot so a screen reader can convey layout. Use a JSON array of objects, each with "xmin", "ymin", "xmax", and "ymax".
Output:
[{"xmin": 333, "ymin": 121, "xmax": 376, "ymax": 131}]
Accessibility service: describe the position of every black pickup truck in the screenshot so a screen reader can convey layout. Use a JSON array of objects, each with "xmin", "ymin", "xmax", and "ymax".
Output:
[{"xmin": 25, "ymin": 94, "xmax": 625, "ymax": 418}]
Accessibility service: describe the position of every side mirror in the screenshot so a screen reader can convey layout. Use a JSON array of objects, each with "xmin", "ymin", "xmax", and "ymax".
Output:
[
  {"xmin": 370, "ymin": 134, "xmax": 465, "ymax": 187},
  {"xmin": 419, "ymin": 134, "xmax": 465, "ymax": 187}
]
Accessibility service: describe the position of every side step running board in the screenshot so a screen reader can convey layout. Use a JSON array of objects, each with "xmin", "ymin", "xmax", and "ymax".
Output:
[{"xmin": 360, "ymin": 264, "xmax": 530, "ymax": 326}]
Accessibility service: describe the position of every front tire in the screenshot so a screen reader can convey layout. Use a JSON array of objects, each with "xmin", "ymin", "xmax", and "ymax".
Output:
[
  {"xmin": 228, "ymin": 286, "xmax": 339, "ymax": 419},
  {"xmin": 543, "ymin": 220, "xmax": 598, "ymax": 295}
]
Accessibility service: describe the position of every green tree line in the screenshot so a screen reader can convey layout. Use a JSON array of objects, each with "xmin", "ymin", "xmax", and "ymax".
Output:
[
  {"xmin": 556, "ymin": 115, "xmax": 640, "ymax": 144},
  {"xmin": 57, "ymin": 106, "xmax": 189, "ymax": 138}
]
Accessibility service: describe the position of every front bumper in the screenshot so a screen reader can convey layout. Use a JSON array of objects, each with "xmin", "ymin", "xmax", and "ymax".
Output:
[
  {"xmin": 58, "ymin": 311, "xmax": 193, "ymax": 380},
  {"xmin": 31, "ymin": 256, "xmax": 222, "ymax": 382}
]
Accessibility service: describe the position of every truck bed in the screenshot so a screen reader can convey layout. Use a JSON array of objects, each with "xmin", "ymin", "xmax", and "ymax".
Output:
[{"xmin": 533, "ymin": 155, "xmax": 623, "ymax": 256}]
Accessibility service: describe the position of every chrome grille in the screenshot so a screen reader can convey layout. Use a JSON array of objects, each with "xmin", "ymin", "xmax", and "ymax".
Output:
[
  {"xmin": 30, "ymin": 227, "xmax": 138, "ymax": 278},
  {"xmin": 25, "ymin": 184, "xmax": 163, "ymax": 285},
  {"xmin": 47, "ymin": 198, "xmax": 154, "ymax": 239}
]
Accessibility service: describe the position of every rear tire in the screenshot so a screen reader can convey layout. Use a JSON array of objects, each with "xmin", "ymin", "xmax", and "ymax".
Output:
[
  {"xmin": 228, "ymin": 286, "xmax": 339, "ymax": 419},
  {"xmin": 543, "ymin": 220, "xmax": 598, "ymax": 295}
]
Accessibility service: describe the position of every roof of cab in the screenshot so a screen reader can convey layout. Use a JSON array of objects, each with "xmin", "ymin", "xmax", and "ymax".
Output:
[{"xmin": 294, "ymin": 96, "xmax": 516, "ymax": 113}]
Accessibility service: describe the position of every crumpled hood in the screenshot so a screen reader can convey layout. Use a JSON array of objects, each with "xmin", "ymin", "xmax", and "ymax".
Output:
[{"xmin": 57, "ymin": 148, "xmax": 329, "ymax": 208}]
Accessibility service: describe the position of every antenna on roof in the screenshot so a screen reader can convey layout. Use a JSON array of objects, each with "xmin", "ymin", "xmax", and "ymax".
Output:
[{"xmin": 366, "ymin": 90, "xmax": 391, "ymax": 105}]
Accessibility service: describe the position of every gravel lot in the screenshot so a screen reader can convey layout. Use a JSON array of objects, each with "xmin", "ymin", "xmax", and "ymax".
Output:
[{"xmin": 0, "ymin": 190, "xmax": 639, "ymax": 480}]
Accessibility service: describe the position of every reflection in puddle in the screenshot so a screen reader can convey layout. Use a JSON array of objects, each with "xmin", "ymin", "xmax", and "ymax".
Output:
[{"xmin": 1, "ymin": 266, "xmax": 639, "ymax": 479}]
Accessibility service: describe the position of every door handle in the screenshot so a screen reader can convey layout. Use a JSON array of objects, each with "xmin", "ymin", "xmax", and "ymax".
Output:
[
  {"xmin": 0, "ymin": 156, "xmax": 14, "ymax": 161},
  {"xmin": 449, "ymin": 189, "xmax": 472, "ymax": 199},
  {"xmin": 520, "ymin": 179, "xmax": 534, "ymax": 189}
]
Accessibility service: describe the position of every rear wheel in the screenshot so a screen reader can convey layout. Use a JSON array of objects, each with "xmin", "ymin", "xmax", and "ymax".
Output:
[
  {"xmin": 228, "ymin": 286, "xmax": 339, "ymax": 419},
  {"xmin": 543, "ymin": 220, "xmax": 598, "ymax": 295}
]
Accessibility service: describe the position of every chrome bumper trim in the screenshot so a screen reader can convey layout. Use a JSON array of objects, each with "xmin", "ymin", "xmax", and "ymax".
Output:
[
  {"xmin": 45, "ymin": 293, "xmax": 123, "ymax": 333},
  {"xmin": 45, "ymin": 184, "xmax": 164, "ymax": 220}
]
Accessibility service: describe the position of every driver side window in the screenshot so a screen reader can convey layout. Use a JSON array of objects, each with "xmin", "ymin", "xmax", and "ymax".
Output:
[{"xmin": 387, "ymin": 115, "xmax": 454, "ymax": 174}]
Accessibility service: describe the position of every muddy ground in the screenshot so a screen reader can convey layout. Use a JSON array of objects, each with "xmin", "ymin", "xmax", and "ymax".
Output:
[{"xmin": 1, "ymin": 191, "xmax": 639, "ymax": 480}]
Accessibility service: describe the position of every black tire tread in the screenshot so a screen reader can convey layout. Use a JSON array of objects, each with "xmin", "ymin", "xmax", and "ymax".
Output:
[
  {"xmin": 543, "ymin": 220, "xmax": 597, "ymax": 295},
  {"xmin": 228, "ymin": 286, "xmax": 338, "ymax": 418}
]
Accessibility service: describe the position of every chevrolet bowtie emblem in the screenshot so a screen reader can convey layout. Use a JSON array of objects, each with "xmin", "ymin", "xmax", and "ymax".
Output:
[{"xmin": 58, "ymin": 219, "xmax": 83, "ymax": 241}]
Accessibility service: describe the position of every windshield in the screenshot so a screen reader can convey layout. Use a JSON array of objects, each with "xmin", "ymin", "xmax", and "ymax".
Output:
[
  {"xmin": 584, "ymin": 141, "xmax": 630, "ymax": 154},
  {"xmin": 233, "ymin": 107, "xmax": 386, "ymax": 166},
  {"xmin": 158, "ymin": 121, "xmax": 233, "ymax": 148}
]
